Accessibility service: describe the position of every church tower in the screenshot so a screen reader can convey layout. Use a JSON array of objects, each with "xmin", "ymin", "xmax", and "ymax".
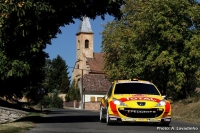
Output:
[
  {"xmin": 76, "ymin": 16, "xmax": 94, "ymax": 60},
  {"xmin": 71, "ymin": 17, "xmax": 111, "ymax": 110},
  {"xmin": 72, "ymin": 17, "xmax": 94, "ymax": 83}
]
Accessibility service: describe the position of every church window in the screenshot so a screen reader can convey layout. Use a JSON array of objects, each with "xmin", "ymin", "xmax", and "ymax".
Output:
[
  {"xmin": 85, "ymin": 40, "xmax": 89, "ymax": 48},
  {"xmin": 78, "ymin": 40, "xmax": 80, "ymax": 50}
]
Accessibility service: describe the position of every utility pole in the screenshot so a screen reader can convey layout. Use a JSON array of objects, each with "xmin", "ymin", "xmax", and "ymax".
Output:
[
  {"xmin": 81, "ymin": 69, "xmax": 83, "ymax": 109},
  {"xmin": 69, "ymin": 66, "xmax": 85, "ymax": 109}
]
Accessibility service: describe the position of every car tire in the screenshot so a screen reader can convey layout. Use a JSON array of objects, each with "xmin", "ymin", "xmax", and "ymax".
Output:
[
  {"xmin": 100, "ymin": 106, "xmax": 105, "ymax": 122},
  {"xmin": 106, "ymin": 108, "xmax": 111, "ymax": 125}
]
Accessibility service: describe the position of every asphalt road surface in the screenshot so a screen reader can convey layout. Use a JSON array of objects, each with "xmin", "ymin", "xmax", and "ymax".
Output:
[{"xmin": 26, "ymin": 108, "xmax": 200, "ymax": 133}]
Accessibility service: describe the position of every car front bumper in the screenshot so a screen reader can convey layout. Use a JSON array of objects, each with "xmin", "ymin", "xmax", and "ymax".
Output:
[{"xmin": 108, "ymin": 116, "xmax": 171, "ymax": 123}]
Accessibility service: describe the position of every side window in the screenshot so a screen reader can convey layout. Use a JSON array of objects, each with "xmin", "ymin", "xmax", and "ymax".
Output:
[
  {"xmin": 78, "ymin": 40, "xmax": 80, "ymax": 50},
  {"xmin": 107, "ymin": 85, "xmax": 113, "ymax": 98}
]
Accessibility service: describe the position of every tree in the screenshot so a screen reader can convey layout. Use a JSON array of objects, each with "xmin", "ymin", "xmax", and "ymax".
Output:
[
  {"xmin": 66, "ymin": 79, "xmax": 81, "ymax": 102},
  {"xmin": 43, "ymin": 55, "xmax": 70, "ymax": 93},
  {"xmin": 102, "ymin": 0, "xmax": 200, "ymax": 99},
  {"xmin": 0, "ymin": 0, "xmax": 124, "ymax": 98}
]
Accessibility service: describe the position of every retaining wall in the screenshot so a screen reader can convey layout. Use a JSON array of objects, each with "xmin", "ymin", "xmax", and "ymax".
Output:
[{"xmin": 0, "ymin": 106, "xmax": 28, "ymax": 124}]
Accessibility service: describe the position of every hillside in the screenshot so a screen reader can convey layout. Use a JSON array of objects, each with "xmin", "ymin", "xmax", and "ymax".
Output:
[{"xmin": 171, "ymin": 98, "xmax": 200, "ymax": 124}]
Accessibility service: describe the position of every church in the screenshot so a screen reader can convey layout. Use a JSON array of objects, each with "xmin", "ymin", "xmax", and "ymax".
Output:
[{"xmin": 72, "ymin": 17, "xmax": 111, "ymax": 109}]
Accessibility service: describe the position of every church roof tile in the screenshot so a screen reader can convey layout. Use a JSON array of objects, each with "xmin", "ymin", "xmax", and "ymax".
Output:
[
  {"xmin": 82, "ymin": 74, "xmax": 111, "ymax": 92},
  {"xmin": 86, "ymin": 53, "xmax": 105, "ymax": 73}
]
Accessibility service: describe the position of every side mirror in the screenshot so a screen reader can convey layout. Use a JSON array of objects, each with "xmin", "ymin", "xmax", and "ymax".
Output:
[{"xmin": 162, "ymin": 95, "xmax": 167, "ymax": 99}]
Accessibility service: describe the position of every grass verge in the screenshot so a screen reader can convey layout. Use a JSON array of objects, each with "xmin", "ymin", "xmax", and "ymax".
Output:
[
  {"xmin": 0, "ymin": 112, "xmax": 45, "ymax": 133},
  {"xmin": 171, "ymin": 97, "xmax": 200, "ymax": 124}
]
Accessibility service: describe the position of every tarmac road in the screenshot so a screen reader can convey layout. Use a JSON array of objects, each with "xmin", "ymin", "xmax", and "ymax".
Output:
[{"xmin": 26, "ymin": 108, "xmax": 200, "ymax": 133}]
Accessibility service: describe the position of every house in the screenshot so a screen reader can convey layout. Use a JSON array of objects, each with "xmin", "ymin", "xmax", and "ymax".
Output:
[{"xmin": 72, "ymin": 17, "xmax": 111, "ymax": 110}]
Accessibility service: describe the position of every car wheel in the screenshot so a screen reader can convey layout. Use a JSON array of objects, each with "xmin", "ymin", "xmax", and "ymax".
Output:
[
  {"xmin": 106, "ymin": 108, "xmax": 111, "ymax": 125},
  {"xmin": 100, "ymin": 106, "xmax": 105, "ymax": 122}
]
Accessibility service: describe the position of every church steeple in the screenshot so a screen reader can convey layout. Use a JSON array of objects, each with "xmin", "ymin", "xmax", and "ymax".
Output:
[
  {"xmin": 76, "ymin": 17, "xmax": 94, "ymax": 59},
  {"xmin": 77, "ymin": 16, "xmax": 93, "ymax": 33}
]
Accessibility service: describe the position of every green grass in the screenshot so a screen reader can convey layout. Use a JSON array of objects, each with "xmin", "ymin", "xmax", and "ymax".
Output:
[{"xmin": 0, "ymin": 112, "xmax": 45, "ymax": 133}]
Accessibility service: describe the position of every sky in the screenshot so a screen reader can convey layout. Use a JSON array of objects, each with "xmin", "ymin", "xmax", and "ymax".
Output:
[{"xmin": 44, "ymin": 15, "xmax": 115, "ymax": 79}]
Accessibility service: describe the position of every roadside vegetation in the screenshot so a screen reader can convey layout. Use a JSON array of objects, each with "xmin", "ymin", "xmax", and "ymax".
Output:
[
  {"xmin": 0, "ymin": 0, "xmax": 123, "ymax": 100},
  {"xmin": 0, "ymin": 112, "xmax": 45, "ymax": 133},
  {"xmin": 102, "ymin": 0, "xmax": 200, "ymax": 100}
]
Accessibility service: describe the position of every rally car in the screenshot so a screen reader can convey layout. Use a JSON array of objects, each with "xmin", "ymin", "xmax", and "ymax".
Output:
[{"xmin": 99, "ymin": 79, "xmax": 171, "ymax": 125}]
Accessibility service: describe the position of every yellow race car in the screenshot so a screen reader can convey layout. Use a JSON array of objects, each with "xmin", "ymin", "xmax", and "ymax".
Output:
[{"xmin": 100, "ymin": 79, "xmax": 171, "ymax": 126}]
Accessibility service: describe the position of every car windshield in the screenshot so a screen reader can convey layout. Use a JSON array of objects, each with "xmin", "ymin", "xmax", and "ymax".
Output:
[{"xmin": 114, "ymin": 83, "xmax": 160, "ymax": 95}]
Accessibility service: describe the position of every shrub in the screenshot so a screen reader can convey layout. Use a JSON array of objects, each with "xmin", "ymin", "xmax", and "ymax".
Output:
[
  {"xmin": 42, "ymin": 95, "xmax": 51, "ymax": 108},
  {"xmin": 50, "ymin": 95, "xmax": 63, "ymax": 108},
  {"xmin": 65, "ymin": 79, "xmax": 81, "ymax": 102},
  {"xmin": 41, "ymin": 95, "xmax": 63, "ymax": 108},
  {"xmin": 66, "ymin": 88, "xmax": 81, "ymax": 102}
]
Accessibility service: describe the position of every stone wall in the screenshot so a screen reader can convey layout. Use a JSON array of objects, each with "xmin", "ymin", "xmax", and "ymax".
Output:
[
  {"xmin": 85, "ymin": 102, "xmax": 100, "ymax": 110},
  {"xmin": 0, "ymin": 106, "xmax": 28, "ymax": 124}
]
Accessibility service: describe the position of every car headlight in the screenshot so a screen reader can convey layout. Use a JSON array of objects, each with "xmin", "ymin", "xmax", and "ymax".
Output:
[
  {"xmin": 155, "ymin": 100, "xmax": 166, "ymax": 107},
  {"xmin": 112, "ymin": 98, "xmax": 127, "ymax": 106}
]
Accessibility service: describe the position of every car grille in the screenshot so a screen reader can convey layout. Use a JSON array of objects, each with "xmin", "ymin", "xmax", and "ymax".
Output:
[{"xmin": 118, "ymin": 108, "xmax": 164, "ymax": 118}]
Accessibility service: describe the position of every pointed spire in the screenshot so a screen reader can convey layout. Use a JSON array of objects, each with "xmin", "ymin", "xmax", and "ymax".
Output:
[{"xmin": 77, "ymin": 16, "xmax": 93, "ymax": 33}]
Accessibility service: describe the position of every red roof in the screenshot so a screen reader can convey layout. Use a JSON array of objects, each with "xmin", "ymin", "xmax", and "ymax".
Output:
[
  {"xmin": 82, "ymin": 74, "xmax": 111, "ymax": 92},
  {"xmin": 86, "ymin": 53, "xmax": 105, "ymax": 73}
]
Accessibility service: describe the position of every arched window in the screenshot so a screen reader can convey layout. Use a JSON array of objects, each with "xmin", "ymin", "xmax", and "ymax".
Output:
[
  {"xmin": 85, "ymin": 40, "xmax": 89, "ymax": 48},
  {"xmin": 77, "ymin": 64, "xmax": 79, "ymax": 69}
]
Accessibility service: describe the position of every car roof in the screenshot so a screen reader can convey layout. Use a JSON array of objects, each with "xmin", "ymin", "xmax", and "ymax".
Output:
[{"xmin": 114, "ymin": 79, "xmax": 153, "ymax": 84}]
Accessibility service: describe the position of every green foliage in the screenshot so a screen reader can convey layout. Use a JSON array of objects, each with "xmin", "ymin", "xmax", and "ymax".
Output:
[
  {"xmin": 42, "ymin": 94, "xmax": 63, "ymax": 108},
  {"xmin": 0, "ymin": 0, "xmax": 124, "ymax": 99},
  {"xmin": 66, "ymin": 80, "xmax": 81, "ymax": 101},
  {"xmin": 102, "ymin": 0, "xmax": 200, "ymax": 99},
  {"xmin": 42, "ymin": 55, "xmax": 71, "ymax": 93}
]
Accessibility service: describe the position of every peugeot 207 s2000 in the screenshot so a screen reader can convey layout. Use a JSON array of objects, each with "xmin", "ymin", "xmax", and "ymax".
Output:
[{"xmin": 99, "ymin": 79, "xmax": 171, "ymax": 125}]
